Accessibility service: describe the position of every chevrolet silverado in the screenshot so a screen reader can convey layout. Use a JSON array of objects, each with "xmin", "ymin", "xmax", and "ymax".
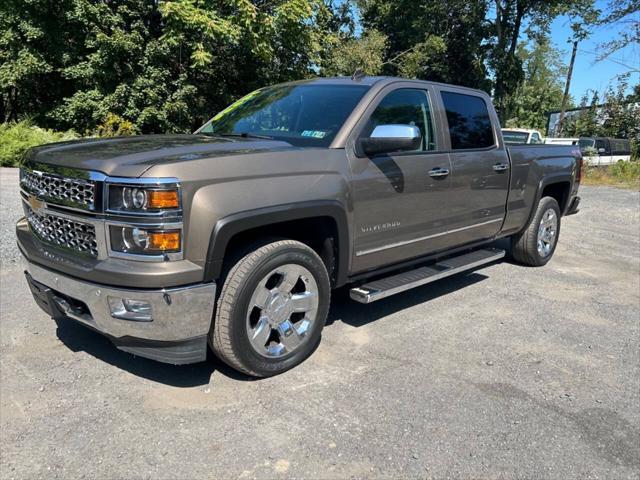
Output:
[{"xmin": 17, "ymin": 76, "xmax": 582, "ymax": 376}]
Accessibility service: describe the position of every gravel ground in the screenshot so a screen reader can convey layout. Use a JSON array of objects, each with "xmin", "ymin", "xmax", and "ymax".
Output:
[
  {"xmin": 0, "ymin": 169, "xmax": 22, "ymax": 270},
  {"xmin": 1, "ymin": 166, "xmax": 639, "ymax": 479}
]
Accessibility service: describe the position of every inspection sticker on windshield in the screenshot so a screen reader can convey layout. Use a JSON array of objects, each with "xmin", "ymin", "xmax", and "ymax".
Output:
[{"xmin": 301, "ymin": 130, "xmax": 327, "ymax": 139}]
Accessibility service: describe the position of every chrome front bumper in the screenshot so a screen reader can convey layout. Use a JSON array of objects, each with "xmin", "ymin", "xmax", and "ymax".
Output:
[{"xmin": 24, "ymin": 259, "xmax": 216, "ymax": 364}]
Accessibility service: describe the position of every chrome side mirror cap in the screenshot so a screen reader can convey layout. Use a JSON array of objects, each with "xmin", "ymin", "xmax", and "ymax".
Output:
[{"xmin": 359, "ymin": 124, "xmax": 422, "ymax": 157}]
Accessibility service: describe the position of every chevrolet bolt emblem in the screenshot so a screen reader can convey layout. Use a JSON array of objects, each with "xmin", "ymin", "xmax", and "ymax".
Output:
[{"xmin": 28, "ymin": 195, "xmax": 45, "ymax": 214}]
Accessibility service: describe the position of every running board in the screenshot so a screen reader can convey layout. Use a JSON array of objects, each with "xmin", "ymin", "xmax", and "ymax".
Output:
[{"xmin": 349, "ymin": 248, "xmax": 505, "ymax": 304}]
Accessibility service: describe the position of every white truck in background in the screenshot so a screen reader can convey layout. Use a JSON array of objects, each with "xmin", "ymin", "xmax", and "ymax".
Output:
[
  {"xmin": 544, "ymin": 137, "xmax": 579, "ymax": 146},
  {"xmin": 502, "ymin": 128, "xmax": 544, "ymax": 145}
]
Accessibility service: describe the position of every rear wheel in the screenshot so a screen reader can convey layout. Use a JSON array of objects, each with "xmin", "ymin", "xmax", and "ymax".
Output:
[
  {"xmin": 512, "ymin": 196, "xmax": 561, "ymax": 266},
  {"xmin": 211, "ymin": 240, "xmax": 330, "ymax": 377}
]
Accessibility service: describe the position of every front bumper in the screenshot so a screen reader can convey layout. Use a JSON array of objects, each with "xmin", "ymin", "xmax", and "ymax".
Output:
[{"xmin": 24, "ymin": 259, "xmax": 216, "ymax": 364}]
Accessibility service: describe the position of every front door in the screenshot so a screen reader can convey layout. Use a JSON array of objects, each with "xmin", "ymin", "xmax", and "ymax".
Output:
[{"xmin": 348, "ymin": 86, "xmax": 453, "ymax": 273}]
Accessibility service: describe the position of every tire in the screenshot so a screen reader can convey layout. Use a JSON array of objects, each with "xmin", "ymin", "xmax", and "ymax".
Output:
[
  {"xmin": 511, "ymin": 196, "xmax": 561, "ymax": 266},
  {"xmin": 211, "ymin": 240, "xmax": 330, "ymax": 377}
]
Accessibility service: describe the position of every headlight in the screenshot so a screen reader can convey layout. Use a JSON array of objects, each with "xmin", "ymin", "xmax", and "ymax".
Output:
[
  {"xmin": 109, "ymin": 226, "xmax": 181, "ymax": 255},
  {"xmin": 108, "ymin": 185, "xmax": 180, "ymax": 213}
]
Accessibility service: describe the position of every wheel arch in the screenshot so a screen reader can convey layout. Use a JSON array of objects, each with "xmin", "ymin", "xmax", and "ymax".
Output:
[
  {"xmin": 203, "ymin": 201, "xmax": 350, "ymax": 287},
  {"xmin": 524, "ymin": 174, "xmax": 573, "ymax": 231}
]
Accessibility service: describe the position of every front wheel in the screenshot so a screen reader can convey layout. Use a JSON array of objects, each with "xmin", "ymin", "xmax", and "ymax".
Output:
[
  {"xmin": 211, "ymin": 240, "xmax": 330, "ymax": 377},
  {"xmin": 511, "ymin": 196, "xmax": 561, "ymax": 266}
]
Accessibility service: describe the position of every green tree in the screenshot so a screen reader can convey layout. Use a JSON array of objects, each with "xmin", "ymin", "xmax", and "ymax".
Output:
[
  {"xmin": 599, "ymin": 75, "xmax": 640, "ymax": 141},
  {"xmin": 0, "ymin": 0, "xmax": 82, "ymax": 123},
  {"xmin": 0, "ymin": 0, "xmax": 346, "ymax": 133},
  {"xmin": 489, "ymin": 0, "xmax": 597, "ymax": 121},
  {"xmin": 563, "ymin": 75, "xmax": 639, "ymax": 154},
  {"xmin": 563, "ymin": 91, "xmax": 600, "ymax": 137},
  {"xmin": 505, "ymin": 37, "xmax": 569, "ymax": 131},
  {"xmin": 357, "ymin": 0, "xmax": 492, "ymax": 91},
  {"xmin": 321, "ymin": 30, "xmax": 387, "ymax": 76}
]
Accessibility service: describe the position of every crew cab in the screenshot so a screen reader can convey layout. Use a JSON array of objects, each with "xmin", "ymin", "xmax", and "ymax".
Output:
[{"xmin": 17, "ymin": 76, "xmax": 582, "ymax": 377}]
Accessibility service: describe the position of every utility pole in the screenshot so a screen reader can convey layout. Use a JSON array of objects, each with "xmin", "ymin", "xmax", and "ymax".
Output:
[{"xmin": 557, "ymin": 40, "xmax": 578, "ymax": 136}]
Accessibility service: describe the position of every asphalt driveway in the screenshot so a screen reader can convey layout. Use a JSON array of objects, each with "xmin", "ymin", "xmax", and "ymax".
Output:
[{"xmin": 1, "ymin": 167, "xmax": 639, "ymax": 479}]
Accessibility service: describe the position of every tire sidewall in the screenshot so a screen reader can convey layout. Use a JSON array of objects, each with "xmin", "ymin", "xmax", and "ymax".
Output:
[
  {"xmin": 226, "ymin": 245, "xmax": 330, "ymax": 376},
  {"xmin": 530, "ymin": 197, "xmax": 561, "ymax": 265}
]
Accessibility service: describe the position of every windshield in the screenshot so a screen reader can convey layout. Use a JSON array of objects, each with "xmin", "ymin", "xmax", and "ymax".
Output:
[
  {"xmin": 502, "ymin": 130, "xmax": 529, "ymax": 144},
  {"xmin": 197, "ymin": 84, "xmax": 370, "ymax": 148}
]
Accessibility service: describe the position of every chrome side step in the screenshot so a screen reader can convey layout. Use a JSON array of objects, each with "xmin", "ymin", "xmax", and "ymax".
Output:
[{"xmin": 349, "ymin": 248, "xmax": 505, "ymax": 304}]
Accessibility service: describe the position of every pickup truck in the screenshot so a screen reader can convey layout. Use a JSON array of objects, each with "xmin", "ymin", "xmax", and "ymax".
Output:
[
  {"xmin": 17, "ymin": 76, "xmax": 582, "ymax": 377},
  {"xmin": 502, "ymin": 128, "xmax": 544, "ymax": 145}
]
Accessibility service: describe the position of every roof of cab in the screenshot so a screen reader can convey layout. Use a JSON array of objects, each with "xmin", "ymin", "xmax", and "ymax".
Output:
[{"xmin": 281, "ymin": 76, "xmax": 491, "ymax": 96}]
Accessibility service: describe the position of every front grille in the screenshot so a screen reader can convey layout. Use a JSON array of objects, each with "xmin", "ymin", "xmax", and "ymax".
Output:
[
  {"xmin": 21, "ymin": 170, "xmax": 95, "ymax": 209},
  {"xmin": 26, "ymin": 206, "xmax": 98, "ymax": 257}
]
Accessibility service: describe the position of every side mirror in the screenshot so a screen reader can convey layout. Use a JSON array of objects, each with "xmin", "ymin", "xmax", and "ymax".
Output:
[{"xmin": 359, "ymin": 124, "xmax": 422, "ymax": 157}]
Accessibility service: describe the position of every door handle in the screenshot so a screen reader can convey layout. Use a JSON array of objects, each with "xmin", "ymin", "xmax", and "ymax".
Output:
[
  {"xmin": 493, "ymin": 163, "xmax": 509, "ymax": 172},
  {"xmin": 429, "ymin": 167, "xmax": 450, "ymax": 178}
]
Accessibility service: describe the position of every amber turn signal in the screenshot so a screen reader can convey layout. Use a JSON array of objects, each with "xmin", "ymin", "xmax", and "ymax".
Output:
[
  {"xmin": 148, "ymin": 230, "xmax": 181, "ymax": 251},
  {"xmin": 147, "ymin": 190, "xmax": 180, "ymax": 209}
]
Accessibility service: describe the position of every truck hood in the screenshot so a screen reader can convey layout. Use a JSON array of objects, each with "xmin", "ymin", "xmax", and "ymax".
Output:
[{"xmin": 25, "ymin": 134, "xmax": 297, "ymax": 177}]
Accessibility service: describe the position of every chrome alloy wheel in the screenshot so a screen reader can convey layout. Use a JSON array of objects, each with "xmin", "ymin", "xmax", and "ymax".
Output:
[
  {"xmin": 246, "ymin": 264, "xmax": 319, "ymax": 358},
  {"xmin": 537, "ymin": 208, "xmax": 558, "ymax": 257}
]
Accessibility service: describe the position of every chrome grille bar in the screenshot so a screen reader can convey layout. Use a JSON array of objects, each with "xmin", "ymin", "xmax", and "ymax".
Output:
[
  {"xmin": 25, "ymin": 205, "xmax": 99, "ymax": 257},
  {"xmin": 21, "ymin": 169, "xmax": 96, "ymax": 210}
]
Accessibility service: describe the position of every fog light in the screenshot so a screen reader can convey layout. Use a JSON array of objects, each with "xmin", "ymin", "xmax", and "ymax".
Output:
[{"xmin": 107, "ymin": 296, "xmax": 153, "ymax": 322}]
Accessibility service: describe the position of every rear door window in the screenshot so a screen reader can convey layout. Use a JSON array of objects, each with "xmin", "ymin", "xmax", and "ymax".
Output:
[
  {"xmin": 440, "ymin": 91, "xmax": 495, "ymax": 150},
  {"xmin": 611, "ymin": 139, "xmax": 631, "ymax": 155}
]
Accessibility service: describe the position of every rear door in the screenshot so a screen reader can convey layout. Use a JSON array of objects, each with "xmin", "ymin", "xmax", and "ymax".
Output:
[
  {"xmin": 436, "ymin": 89, "xmax": 510, "ymax": 246},
  {"xmin": 348, "ymin": 84, "xmax": 453, "ymax": 272}
]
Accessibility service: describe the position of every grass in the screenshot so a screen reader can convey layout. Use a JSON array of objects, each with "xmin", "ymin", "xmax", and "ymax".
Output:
[{"xmin": 581, "ymin": 161, "xmax": 640, "ymax": 190}]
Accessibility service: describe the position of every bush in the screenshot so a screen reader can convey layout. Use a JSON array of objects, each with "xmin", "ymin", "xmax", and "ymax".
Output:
[
  {"xmin": 610, "ymin": 159, "xmax": 640, "ymax": 182},
  {"xmin": 0, "ymin": 122, "xmax": 78, "ymax": 167},
  {"xmin": 93, "ymin": 113, "xmax": 138, "ymax": 137},
  {"xmin": 631, "ymin": 138, "xmax": 639, "ymax": 162},
  {"xmin": 583, "ymin": 160, "xmax": 640, "ymax": 189}
]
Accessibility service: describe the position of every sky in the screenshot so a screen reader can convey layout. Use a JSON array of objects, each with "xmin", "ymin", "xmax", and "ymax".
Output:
[{"xmin": 548, "ymin": 0, "xmax": 639, "ymax": 101}]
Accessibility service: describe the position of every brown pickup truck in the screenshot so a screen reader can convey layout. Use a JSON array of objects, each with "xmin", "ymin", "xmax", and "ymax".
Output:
[{"xmin": 17, "ymin": 76, "xmax": 582, "ymax": 376}]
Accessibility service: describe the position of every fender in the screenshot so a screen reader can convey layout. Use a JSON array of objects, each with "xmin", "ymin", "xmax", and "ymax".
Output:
[
  {"xmin": 525, "ymin": 173, "xmax": 574, "ymax": 229},
  {"xmin": 203, "ymin": 200, "xmax": 350, "ymax": 287}
]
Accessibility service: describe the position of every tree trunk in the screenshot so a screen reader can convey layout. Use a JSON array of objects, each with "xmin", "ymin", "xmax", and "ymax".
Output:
[
  {"xmin": 509, "ymin": 1, "xmax": 525, "ymax": 56},
  {"xmin": 495, "ymin": 0, "xmax": 503, "ymax": 43},
  {"xmin": 0, "ymin": 93, "xmax": 6, "ymax": 124},
  {"xmin": 557, "ymin": 40, "xmax": 578, "ymax": 136},
  {"xmin": 493, "ymin": 0, "xmax": 524, "ymax": 123}
]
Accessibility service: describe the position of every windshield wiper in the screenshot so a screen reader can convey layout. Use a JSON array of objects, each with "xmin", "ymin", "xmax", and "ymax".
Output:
[{"xmin": 217, "ymin": 132, "xmax": 273, "ymax": 140}]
